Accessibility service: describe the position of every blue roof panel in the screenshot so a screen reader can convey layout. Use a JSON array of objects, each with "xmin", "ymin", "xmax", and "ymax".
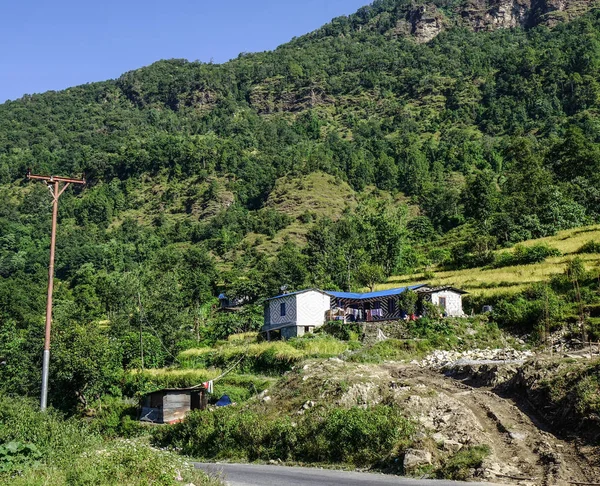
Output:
[
  {"xmin": 266, "ymin": 285, "xmax": 428, "ymax": 302},
  {"xmin": 325, "ymin": 285, "xmax": 426, "ymax": 300}
]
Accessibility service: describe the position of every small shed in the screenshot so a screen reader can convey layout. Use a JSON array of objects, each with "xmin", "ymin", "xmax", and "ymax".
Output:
[
  {"xmin": 417, "ymin": 286, "xmax": 468, "ymax": 317},
  {"xmin": 140, "ymin": 387, "xmax": 207, "ymax": 424}
]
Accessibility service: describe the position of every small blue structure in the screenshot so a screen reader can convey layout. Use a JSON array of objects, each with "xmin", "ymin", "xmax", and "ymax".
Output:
[{"xmin": 215, "ymin": 394, "xmax": 232, "ymax": 407}]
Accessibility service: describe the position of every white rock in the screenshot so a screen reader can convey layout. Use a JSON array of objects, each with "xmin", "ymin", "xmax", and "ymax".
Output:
[{"xmin": 403, "ymin": 449, "xmax": 432, "ymax": 470}]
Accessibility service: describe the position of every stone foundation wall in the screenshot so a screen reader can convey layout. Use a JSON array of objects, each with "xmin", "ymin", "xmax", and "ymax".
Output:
[{"xmin": 361, "ymin": 320, "xmax": 411, "ymax": 344}]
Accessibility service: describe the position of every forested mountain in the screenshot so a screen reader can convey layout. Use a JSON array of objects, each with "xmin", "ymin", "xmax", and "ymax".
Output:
[{"xmin": 2, "ymin": 0, "xmax": 600, "ymax": 407}]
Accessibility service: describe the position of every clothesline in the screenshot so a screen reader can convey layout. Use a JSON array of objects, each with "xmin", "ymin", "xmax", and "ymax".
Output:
[{"xmin": 190, "ymin": 353, "xmax": 246, "ymax": 391}]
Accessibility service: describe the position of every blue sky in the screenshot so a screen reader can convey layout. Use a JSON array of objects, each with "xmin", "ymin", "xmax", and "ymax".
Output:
[{"xmin": 1, "ymin": 0, "xmax": 369, "ymax": 103}]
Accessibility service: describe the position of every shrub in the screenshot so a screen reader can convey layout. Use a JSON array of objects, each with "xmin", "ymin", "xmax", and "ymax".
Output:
[
  {"xmin": 88, "ymin": 397, "xmax": 145, "ymax": 438},
  {"xmin": 0, "ymin": 396, "xmax": 219, "ymax": 486},
  {"xmin": 437, "ymin": 445, "xmax": 490, "ymax": 480},
  {"xmin": 0, "ymin": 441, "xmax": 42, "ymax": 474},
  {"xmin": 320, "ymin": 321, "xmax": 362, "ymax": 341},
  {"xmin": 492, "ymin": 243, "xmax": 561, "ymax": 268},
  {"xmin": 155, "ymin": 404, "xmax": 415, "ymax": 467},
  {"xmin": 577, "ymin": 240, "xmax": 600, "ymax": 254},
  {"xmin": 297, "ymin": 406, "xmax": 414, "ymax": 465}
]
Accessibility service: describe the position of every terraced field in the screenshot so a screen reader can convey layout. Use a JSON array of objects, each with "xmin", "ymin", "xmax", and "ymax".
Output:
[{"xmin": 381, "ymin": 225, "xmax": 600, "ymax": 296}]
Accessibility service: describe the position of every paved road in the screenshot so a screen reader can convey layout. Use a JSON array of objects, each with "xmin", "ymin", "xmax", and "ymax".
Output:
[{"xmin": 195, "ymin": 463, "xmax": 500, "ymax": 486}]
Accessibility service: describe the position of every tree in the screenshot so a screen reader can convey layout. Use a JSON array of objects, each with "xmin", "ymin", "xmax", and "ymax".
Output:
[
  {"xmin": 357, "ymin": 263, "xmax": 384, "ymax": 291},
  {"xmin": 462, "ymin": 170, "xmax": 498, "ymax": 225},
  {"xmin": 51, "ymin": 323, "xmax": 123, "ymax": 411},
  {"xmin": 398, "ymin": 290, "xmax": 418, "ymax": 315}
]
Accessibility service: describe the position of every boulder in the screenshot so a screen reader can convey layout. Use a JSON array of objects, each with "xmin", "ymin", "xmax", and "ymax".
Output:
[{"xmin": 403, "ymin": 449, "xmax": 433, "ymax": 470}]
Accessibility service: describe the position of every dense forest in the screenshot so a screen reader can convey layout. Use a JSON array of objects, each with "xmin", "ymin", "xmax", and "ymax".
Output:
[{"xmin": 2, "ymin": 0, "xmax": 600, "ymax": 410}]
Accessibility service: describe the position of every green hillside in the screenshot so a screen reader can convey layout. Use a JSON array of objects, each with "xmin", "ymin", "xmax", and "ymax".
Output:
[
  {"xmin": 383, "ymin": 224, "xmax": 600, "ymax": 296},
  {"xmin": 2, "ymin": 0, "xmax": 600, "ymax": 411}
]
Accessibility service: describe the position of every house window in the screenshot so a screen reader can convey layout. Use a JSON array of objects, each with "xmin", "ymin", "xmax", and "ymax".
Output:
[
  {"xmin": 438, "ymin": 297, "xmax": 447, "ymax": 310},
  {"xmin": 280, "ymin": 302, "xmax": 286, "ymax": 317},
  {"xmin": 388, "ymin": 299, "xmax": 396, "ymax": 314},
  {"xmin": 304, "ymin": 326, "xmax": 310, "ymax": 334}
]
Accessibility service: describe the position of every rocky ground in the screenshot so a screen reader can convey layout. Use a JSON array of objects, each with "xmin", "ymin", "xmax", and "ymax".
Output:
[
  {"xmin": 391, "ymin": 365, "xmax": 597, "ymax": 485},
  {"xmin": 414, "ymin": 348, "xmax": 535, "ymax": 369},
  {"xmin": 266, "ymin": 351, "xmax": 600, "ymax": 485}
]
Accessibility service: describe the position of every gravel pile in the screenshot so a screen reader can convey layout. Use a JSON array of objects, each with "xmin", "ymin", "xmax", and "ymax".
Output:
[{"xmin": 415, "ymin": 348, "xmax": 534, "ymax": 369}]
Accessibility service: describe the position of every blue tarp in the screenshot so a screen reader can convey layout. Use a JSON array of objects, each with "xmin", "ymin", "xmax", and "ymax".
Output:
[{"xmin": 215, "ymin": 395, "xmax": 232, "ymax": 407}]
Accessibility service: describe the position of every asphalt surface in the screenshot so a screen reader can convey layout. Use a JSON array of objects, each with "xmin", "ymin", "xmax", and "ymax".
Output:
[{"xmin": 194, "ymin": 463, "xmax": 501, "ymax": 486}]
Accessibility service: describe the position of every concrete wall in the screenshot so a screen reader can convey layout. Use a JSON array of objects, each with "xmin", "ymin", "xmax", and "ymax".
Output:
[
  {"xmin": 297, "ymin": 291, "xmax": 330, "ymax": 329},
  {"xmin": 430, "ymin": 290, "xmax": 464, "ymax": 316}
]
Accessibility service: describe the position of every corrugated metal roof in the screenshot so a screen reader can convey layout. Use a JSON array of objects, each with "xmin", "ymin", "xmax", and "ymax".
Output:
[
  {"xmin": 265, "ymin": 288, "xmax": 327, "ymax": 301},
  {"xmin": 325, "ymin": 284, "xmax": 427, "ymax": 300},
  {"xmin": 265, "ymin": 285, "xmax": 430, "ymax": 302}
]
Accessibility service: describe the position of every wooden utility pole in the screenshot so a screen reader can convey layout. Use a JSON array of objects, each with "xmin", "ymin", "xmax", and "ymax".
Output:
[{"xmin": 26, "ymin": 170, "xmax": 86, "ymax": 411}]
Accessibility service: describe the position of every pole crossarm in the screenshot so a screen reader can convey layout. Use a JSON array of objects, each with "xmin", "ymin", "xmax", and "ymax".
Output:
[
  {"xmin": 26, "ymin": 170, "xmax": 86, "ymax": 411},
  {"xmin": 26, "ymin": 171, "xmax": 86, "ymax": 185}
]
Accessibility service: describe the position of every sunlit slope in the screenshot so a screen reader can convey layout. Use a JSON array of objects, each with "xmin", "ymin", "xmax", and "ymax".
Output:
[{"xmin": 381, "ymin": 225, "xmax": 600, "ymax": 296}]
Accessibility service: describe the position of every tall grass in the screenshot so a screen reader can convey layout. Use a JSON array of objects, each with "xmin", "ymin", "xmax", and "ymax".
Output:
[
  {"xmin": 178, "ymin": 336, "xmax": 349, "ymax": 374},
  {"xmin": 384, "ymin": 225, "xmax": 600, "ymax": 296},
  {"xmin": 0, "ymin": 396, "xmax": 220, "ymax": 486},
  {"xmin": 288, "ymin": 335, "xmax": 349, "ymax": 356},
  {"xmin": 124, "ymin": 369, "xmax": 275, "ymax": 403}
]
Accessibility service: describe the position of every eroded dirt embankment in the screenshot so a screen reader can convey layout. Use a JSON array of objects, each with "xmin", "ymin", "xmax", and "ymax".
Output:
[
  {"xmin": 272, "ymin": 356, "xmax": 600, "ymax": 485},
  {"xmin": 393, "ymin": 364, "xmax": 598, "ymax": 485}
]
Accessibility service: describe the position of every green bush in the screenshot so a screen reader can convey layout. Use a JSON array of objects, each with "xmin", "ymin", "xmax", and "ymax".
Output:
[
  {"xmin": 155, "ymin": 404, "xmax": 414, "ymax": 467},
  {"xmin": 89, "ymin": 397, "xmax": 145, "ymax": 438},
  {"xmin": 0, "ymin": 396, "xmax": 220, "ymax": 486},
  {"xmin": 577, "ymin": 240, "xmax": 600, "ymax": 254},
  {"xmin": 437, "ymin": 445, "xmax": 490, "ymax": 480},
  {"xmin": 492, "ymin": 243, "xmax": 561, "ymax": 268},
  {"xmin": 320, "ymin": 321, "xmax": 362, "ymax": 341},
  {"xmin": 0, "ymin": 441, "xmax": 42, "ymax": 473}
]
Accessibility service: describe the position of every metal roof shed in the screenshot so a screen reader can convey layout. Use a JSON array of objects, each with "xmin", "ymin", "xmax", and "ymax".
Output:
[{"xmin": 140, "ymin": 386, "xmax": 207, "ymax": 424}]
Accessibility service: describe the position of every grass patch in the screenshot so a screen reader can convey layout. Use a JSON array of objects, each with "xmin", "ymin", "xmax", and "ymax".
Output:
[
  {"xmin": 124, "ymin": 369, "xmax": 275, "ymax": 403},
  {"xmin": 178, "ymin": 336, "xmax": 350, "ymax": 374},
  {"xmin": 347, "ymin": 318, "xmax": 518, "ymax": 364},
  {"xmin": 0, "ymin": 396, "xmax": 219, "ymax": 486},
  {"xmin": 384, "ymin": 225, "xmax": 600, "ymax": 296},
  {"xmin": 347, "ymin": 339, "xmax": 433, "ymax": 363},
  {"xmin": 436, "ymin": 445, "xmax": 491, "ymax": 480},
  {"xmin": 288, "ymin": 334, "xmax": 351, "ymax": 356}
]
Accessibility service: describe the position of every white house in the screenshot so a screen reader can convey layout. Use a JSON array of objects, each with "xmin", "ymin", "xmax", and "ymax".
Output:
[
  {"xmin": 416, "ymin": 286, "xmax": 467, "ymax": 317},
  {"xmin": 262, "ymin": 285, "xmax": 467, "ymax": 340},
  {"xmin": 263, "ymin": 289, "xmax": 331, "ymax": 340}
]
